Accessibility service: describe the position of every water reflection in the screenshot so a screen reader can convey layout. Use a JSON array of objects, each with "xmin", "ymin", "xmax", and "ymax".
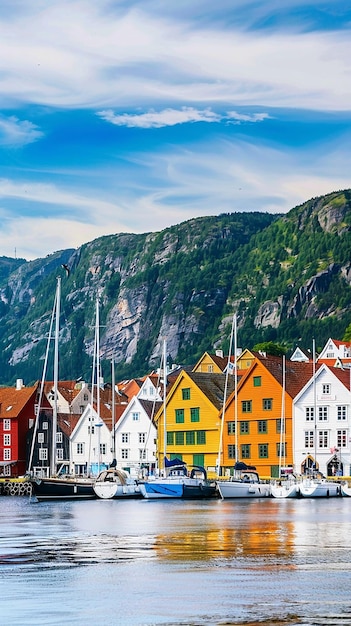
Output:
[{"xmin": 1, "ymin": 497, "xmax": 351, "ymax": 626}]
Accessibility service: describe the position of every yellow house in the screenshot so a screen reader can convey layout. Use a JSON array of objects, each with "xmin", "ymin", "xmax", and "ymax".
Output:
[
  {"xmin": 236, "ymin": 348, "xmax": 256, "ymax": 371},
  {"xmin": 154, "ymin": 370, "xmax": 235, "ymax": 473},
  {"xmin": 221, "ymin": 355, "xmax": 313, "ymax": 478},
  {"xmin": 192, "ymin": 351, "xmax": 229, "ymax": 373}
]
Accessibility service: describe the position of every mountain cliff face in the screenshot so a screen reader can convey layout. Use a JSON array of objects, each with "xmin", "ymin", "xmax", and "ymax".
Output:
[{"xmin": 1, "ymin": 190, "xmax": 351, "ymax": 386}]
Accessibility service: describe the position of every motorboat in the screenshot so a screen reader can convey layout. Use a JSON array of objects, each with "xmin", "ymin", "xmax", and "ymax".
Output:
[
  {"xmin": 93, "ymin": 468, "xmax": 142, "ymax": 499},
  {"xmin": 217, "ymin": 462, "xmax": 271, "ymax": 499},
  {"xmin": 139, "ymin": 464, "xmax": 218, "ymax": 499},
  {"xmin": 299, "ymin": 477, "xmax": 342, "ymax": 498}
]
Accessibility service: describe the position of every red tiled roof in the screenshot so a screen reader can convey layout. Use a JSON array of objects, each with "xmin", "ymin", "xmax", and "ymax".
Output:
[{"xmin": 0, "ymin": 385, "xmax": 38, "ymax": 418}]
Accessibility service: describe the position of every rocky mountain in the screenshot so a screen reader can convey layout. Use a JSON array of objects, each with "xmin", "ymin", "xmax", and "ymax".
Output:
[{"xmin": 1, "ymin": 189, "xmax": 351, "ymax": 386}]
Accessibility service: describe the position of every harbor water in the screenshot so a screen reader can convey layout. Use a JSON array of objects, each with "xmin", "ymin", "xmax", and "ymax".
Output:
[{"xmin": 1, "ymin": 496, "xmax": 351, "ymax": 626}]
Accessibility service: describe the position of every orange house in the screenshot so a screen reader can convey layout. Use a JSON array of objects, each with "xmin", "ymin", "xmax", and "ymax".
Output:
[{"xmin": 221, "ymin": 355, "xmax": 313, "ymax": 478}]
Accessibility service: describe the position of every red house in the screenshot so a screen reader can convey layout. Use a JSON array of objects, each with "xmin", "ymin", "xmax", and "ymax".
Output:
[{"xmin": 0, "ymin": 380, "xmax": 42, "ymax": 477}]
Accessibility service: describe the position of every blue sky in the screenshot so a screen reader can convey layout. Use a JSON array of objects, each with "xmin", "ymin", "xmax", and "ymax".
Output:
[{"xmin": 1, "ymin": 0, "xmax": 351, "ymax": 260}]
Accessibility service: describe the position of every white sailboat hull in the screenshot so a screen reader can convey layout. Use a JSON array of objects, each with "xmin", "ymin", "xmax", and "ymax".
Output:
[
  {"xmin": 300, "ymin": 479, "xmax": 342, "ymax": 498},
  {"xmin": 270, "ymin": 481, "xmax": 300, "ymax": 499},
  {"xmin": 217, "ymin": 480, "xmax": 271, "ymax": 499},
  {"xmin": 341, "ymin": 483, "xmax": 351, "ymax": 497}
]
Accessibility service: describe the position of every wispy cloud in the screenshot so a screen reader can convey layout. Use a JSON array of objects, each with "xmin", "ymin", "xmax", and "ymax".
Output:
[
  {"xmin": 0, "ymin": 115, "xmax": 43, "ymax": 146},
  {"xmin": 97, "ymin": 107, "xmax": 270, "ymax": 128}
]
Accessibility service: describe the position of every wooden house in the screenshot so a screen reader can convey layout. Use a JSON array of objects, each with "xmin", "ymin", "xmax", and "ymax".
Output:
[{"xmin": 154, "ymin": 370, "xmax": 235, "ymax": 473}]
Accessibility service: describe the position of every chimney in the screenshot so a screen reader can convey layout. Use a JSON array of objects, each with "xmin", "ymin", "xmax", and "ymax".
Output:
[
  {"xmin": 216, "ymin": 349, "xmax": 224, "ymax": 358},
  {"xmin": 16, "ymin": 379, "xmax": 24, "ymax": 390}
]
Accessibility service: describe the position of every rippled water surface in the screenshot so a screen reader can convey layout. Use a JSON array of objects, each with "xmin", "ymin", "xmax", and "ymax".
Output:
[{"xmin": 1, "ymin": 496, "xmax": 351, "ymax": 625}]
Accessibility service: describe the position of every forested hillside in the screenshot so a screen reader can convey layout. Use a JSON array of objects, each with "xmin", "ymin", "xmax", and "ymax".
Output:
[{"xmin": 0, "ymin": 190, "xmax": 351, "ymax": 386}]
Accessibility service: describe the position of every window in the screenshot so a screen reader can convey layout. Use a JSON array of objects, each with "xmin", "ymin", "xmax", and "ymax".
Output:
[
  {"xmin": 258, "ymin": 443, "xmax": 269, "ymax": 458},
  {"xmin": 38, "ymin": 432, "xmax": 44, "ymax": 444},
  {"xmin": 139, "ymin": 433, "xmax": 146, "ymax": 444},
  {"xmin": 175, "ymin": 409, "xmax": 184, "ymax": 423},
  {"xmin": 190, "ymin": 407, "xmax": 200, "ymax": 422},
  {"xmin": 42, "ymin": 421, "xmax": 48, "ymax": 430},
  {"xmin": 305, "ymin": 407, "xmax": 314, "ymax": 421},
  {"xmin": 207, "ymin": 364, "xmax": 214, "ymax": 373},
  {"xmin": 227, "ymin": 421, "xmax": 235, "ymax": 435},
  {"xmin": 186, "ymin": 431, "xmax": 195, "ymax": 445},
  {"xmin": 175, "ymin": 431, "xmax": 184, "ymax": 445},
  {"xmin": 337, "ymin": 430, "xmax": 347, "ymax": 448},
  {"xmin": 196, "ymin": 431, "xmax": 206, "ymax": 445},
  {"xmin": 56, "ymin": 432, "xmax": 63, "ymax": 444},
  {"xmin": 77, "ymin": 443, "xmax": 84, "ymax": 454},
  {"xmin": 318, "ymin": 430, "xmax": 329, "ymax": 448},
  {"xmin": 39, "ymin": 448, "xmax": 48, "ymax": 461},
  {"xmin": 304, "ymin": 430, "xmax": 314, "ymax": 448},
  {"xmin": 318, "ymin": 406, "xmax": 328, "ymax": 421},
  {"xmin": 276, "ymin": 442, "xmax": 287, "ymax": 458},
  {"xmin": 240, "ymin": 421, "xmax": 249, "ymax": 434},
  {"xmin": 139, "ymin": 449, "xmax": 146, "ymax": 460},
  {"xmin": 121, "ymin": 449, "xmax": 129, "ymax": 460},
  {"xmin": 3, "ymin": 434, "xmax": 10, "ymax": 446},
  {"xmin": 88, "ymin": 426, "xmax": 95, "ymax": 434},
  {"xmin": 3, "ymin": 449, "xmax": 11, "ymax": 461},
  {"xmin": 100, "ymin": 444, "xmax": 106, "ymax": 455},
  {"xmin": 132, "ymin": 412, "xmax": 140, "ymax": 421},
  {"xmin": 242, "ymin": 400, "xmax": 252, "ymax": 413},
  {"xmin": 57, "ymin": 448, "xmax": 64, "ymax": 461},
  {"xmin": 3, "ymin": 419, "xmax": 10, "ymax": 431},
  {"xmin": 276, "ymin": 419, "xmax": 285, "ymax": 434},
  {"xmin": 193, "ymin": 454, "xmax": 204, "ymax": 466},
  {"xmin": 121, "ymin": 433, "xmax": 129, "ymax": 443},
  {"xmin": 83, "ymin": 393, "xmax": 89, "ymax": 402},
  {"xmin": 253, "ymin": 376, "xmax": 261, "ymax": 387},
  {"xmin": 337, "ymin": 406, "xmax": 347, "ymax": 421},
  {"xmin": 322, "ymin": 383, "xmax": 331, "ymax": 395},
  {"xmin": 257, "ymin": 420, "xmax": 267, "ymax": 434},
  {"xmin": 182, "ymin": 388, "xmax": 191, "ymax": 400},
  {"xmin": 167, "ymin": 432, "xmax": 174, "ymax": 445},
  {"xmin": 241, "ymin": 444, "xmax": 251, "ymax": 459},
  {"xmin": 228, "ymin": 444, "xmax": 236, "ymax": 459},
  {"xmin": 263, "ymin": 398, "xmax": 272, "ymax": 410}
]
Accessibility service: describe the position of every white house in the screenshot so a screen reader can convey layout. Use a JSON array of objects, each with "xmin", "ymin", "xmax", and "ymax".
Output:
[
  {"xmin": 318, "ymin": 338, "xmax": 351, "ymax": 364},
  {"xmin": 293, "ymin": 364, "xmax": 351, "ymax": 477},
  {"xmin": 114, "ymin": 396, "xmax": 160, "ymax": 477},
  {"xmin": 69, "ymin": 401, "xmax": 113, "ymax": 475}
]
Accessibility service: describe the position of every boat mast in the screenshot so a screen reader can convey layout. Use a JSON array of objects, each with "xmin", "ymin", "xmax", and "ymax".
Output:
[
  {"xmin": 278, "ymin": 354, "xmax": 286, "ymax": 477},
  {"xmin": 313, "ymin": 338, "xmax": 317, "ymax": 476},
  {"xmin": 217, "ymin": 312, "xmax": 236, "ymax": 477},
  {"xmin": 111, "ymin": 358, "xmax": 116, "ymax": 462},
  {"xmin": 163, "ymin": 339, "xmax": 167, "ymax": 471},
  {"xmin": 51, "ymin": 276, "xmax": 61, "ymax": 477},
  {"xmin": 96, "ymin": 298, "xmax": 102, "ymax": 475}
]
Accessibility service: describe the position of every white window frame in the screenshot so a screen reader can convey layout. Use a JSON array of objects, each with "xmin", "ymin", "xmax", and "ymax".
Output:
[
  {"xmin": 38, "ymin": 432, "xmax": 44, "ymax": 444},
  {"xmin": 121, "ymin": 433, "xmax": 129, "ymax": 444},
  {"xmin": 39, "ymin": 448, "xmax": 48, "ymax": 461},
  {"xmin": 3, "ymin": 448, "xmax": 11, "ymax": 461},
  {"xmin": 3, "ymin": 419, "xmax": 11, "ymax": 431},
  {"xmin": 305, "ymin": 407, "xmax": 314, "ymax": 421},
  {"xmin": 318, "ymin": 406, "xmax": 328, "ymax": 421},
  {"xmin": 3, "ymin": 434, "xmax": 10, "ymax": 446},
  {"xmin": 318, "ymin": 430, "xmax": 329, "ymax": 448},
  {"xmin": 337, "ymin": 406, "xmax": 347, "ymax": 421},
  {"xmin": 77, "ymin": 443, "xmax": 84, "ymax": 454},
  {"xmin": 56, "ymin": 448, "xmax": 64, "ymax": 461}
]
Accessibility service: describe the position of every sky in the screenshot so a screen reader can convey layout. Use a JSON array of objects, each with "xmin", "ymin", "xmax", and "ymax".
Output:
[{"xmin": 1, "ymin": 0, "xmax": 351, "ymax": 260}]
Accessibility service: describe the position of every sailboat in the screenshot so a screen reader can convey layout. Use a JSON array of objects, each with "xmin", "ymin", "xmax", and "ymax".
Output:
[
  {"xmin": 139, "ymin": 341, "xmax": 218, "ymax": 499},
  {"xmin": 271, "ymin": 356, "xmax": 300, "ymax": 499},
  {"xmin": 29, "ymin": 277, "xmax": 96, "ymax": 501},
  {"xmin": 216, "ymin": 314, "xmax": 270, "ymax": 499}
]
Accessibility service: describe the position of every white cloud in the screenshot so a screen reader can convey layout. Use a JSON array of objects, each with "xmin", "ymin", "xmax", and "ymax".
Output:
[
  {"xmin": 0, "ymin": 115, "xmax": 43, "ymax": 146},
  {"xmin": 97, "ymin": 107, "xmax": 220, "ymax": 128},
  {"xmin": 226, "ymin": 111, "xmax": 271, "ymax": 123},
  {"xmin": 0, "ymin": 2, "xmax": 350, "ymax": 110}
]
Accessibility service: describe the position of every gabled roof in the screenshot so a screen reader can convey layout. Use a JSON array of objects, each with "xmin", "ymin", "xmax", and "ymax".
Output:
[
  {"xmin": 138, "ymin": 399, "xmax": 162, "ymax": 420},
  {"xmin": 235, "ymin": 354, "xmax": 319, "ymax": 400},
  {"xmin": 57, "ymin": 413, "xmax": 81, "ymax": 436},
  {"xmin": 44, "ymin": 380, "xmax": 85, "ymax": 403},
  {"xmin": 0, "ymin": 384, "xmax": 38, "ymax": 418},
  {"xmin": 185, "ymin": 372, "xmax": 236, "ymax": 410}
]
